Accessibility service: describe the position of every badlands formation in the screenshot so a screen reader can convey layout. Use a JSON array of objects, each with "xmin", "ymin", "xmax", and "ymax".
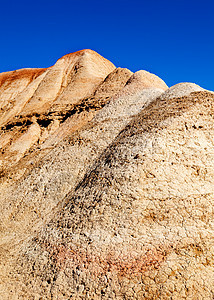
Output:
[{"xmin": 0, "ymin": 49, "xmax": 213, "ymax": 299}]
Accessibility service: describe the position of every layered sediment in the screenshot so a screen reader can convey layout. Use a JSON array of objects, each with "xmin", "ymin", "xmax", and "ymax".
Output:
[{"xmin": 0, "ymin": 50, "xmax": 213, "ymax": 300}]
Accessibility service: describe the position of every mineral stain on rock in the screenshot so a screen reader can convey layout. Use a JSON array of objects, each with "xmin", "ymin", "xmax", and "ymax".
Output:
[{"xmin": 45, "ymin": 243, "xmax": 168, "ymax": 278}]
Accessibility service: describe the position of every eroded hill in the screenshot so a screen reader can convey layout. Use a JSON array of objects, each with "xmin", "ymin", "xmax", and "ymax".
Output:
[{"xmin": 0, "ymin": 50, "xmax": 213, "ymax": 300}]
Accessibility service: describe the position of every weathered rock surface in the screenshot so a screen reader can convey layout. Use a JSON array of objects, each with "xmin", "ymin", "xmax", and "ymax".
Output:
[{"xmin": 0, "ymin": 50, "xmax": 213, "ymax": 300}]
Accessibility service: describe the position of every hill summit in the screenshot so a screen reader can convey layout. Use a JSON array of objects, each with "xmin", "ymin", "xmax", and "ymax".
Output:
[{"xmin": 0, "ymin": 50, "xmax": 213, "ymax": 299}]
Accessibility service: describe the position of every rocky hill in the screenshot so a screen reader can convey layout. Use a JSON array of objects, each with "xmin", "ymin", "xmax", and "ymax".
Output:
[{"xmin": 0, "ymin": 49, "xmax": 213, "ymax": 299}]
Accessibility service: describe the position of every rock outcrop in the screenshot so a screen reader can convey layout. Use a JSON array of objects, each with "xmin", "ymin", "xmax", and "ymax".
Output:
[{"xmin": 0, "ymin": 50, "xmax": 213, "ymax": 300}]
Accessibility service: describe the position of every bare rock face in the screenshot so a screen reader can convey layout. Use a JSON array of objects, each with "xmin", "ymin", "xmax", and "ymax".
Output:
[
  {"xmin": 0, "ymin": 49, "xmax": 116, "ymax": 179},
  {"xmin": 0, "ymin": 50, "xmax": 213, "ymax": 300}
]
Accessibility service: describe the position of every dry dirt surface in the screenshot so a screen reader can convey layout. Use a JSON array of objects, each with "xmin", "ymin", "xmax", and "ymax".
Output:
[{"xmin": 0, "ymin": 50, "xmax": 213, "ymax": 300}]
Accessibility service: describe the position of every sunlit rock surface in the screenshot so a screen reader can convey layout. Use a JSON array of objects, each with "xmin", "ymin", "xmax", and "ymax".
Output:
[{"xmin": 0, "ymin": 50, "xmax": 213, "ymax": 300}]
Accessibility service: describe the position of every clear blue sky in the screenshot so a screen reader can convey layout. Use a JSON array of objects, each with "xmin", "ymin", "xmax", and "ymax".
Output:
[{"xmin": 0, "ymin": 0, "xmax": 213, "ymax": 90}]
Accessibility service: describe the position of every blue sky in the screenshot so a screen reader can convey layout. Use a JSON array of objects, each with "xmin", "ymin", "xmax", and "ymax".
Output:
[{"xmin": 0, "ymin": 0, "xmax": 213, "ymax": 90}]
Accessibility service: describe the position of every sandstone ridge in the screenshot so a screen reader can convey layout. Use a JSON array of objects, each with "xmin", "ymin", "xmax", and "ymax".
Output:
[{"xmin": 0, "ymin": 50, "xmax": 213, "ymax": 300}]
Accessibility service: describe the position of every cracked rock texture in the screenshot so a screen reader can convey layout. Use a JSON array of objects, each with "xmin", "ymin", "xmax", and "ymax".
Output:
[{"xmin": 0, "ymin": 50, "xmax": 213, "ymax": 300}]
